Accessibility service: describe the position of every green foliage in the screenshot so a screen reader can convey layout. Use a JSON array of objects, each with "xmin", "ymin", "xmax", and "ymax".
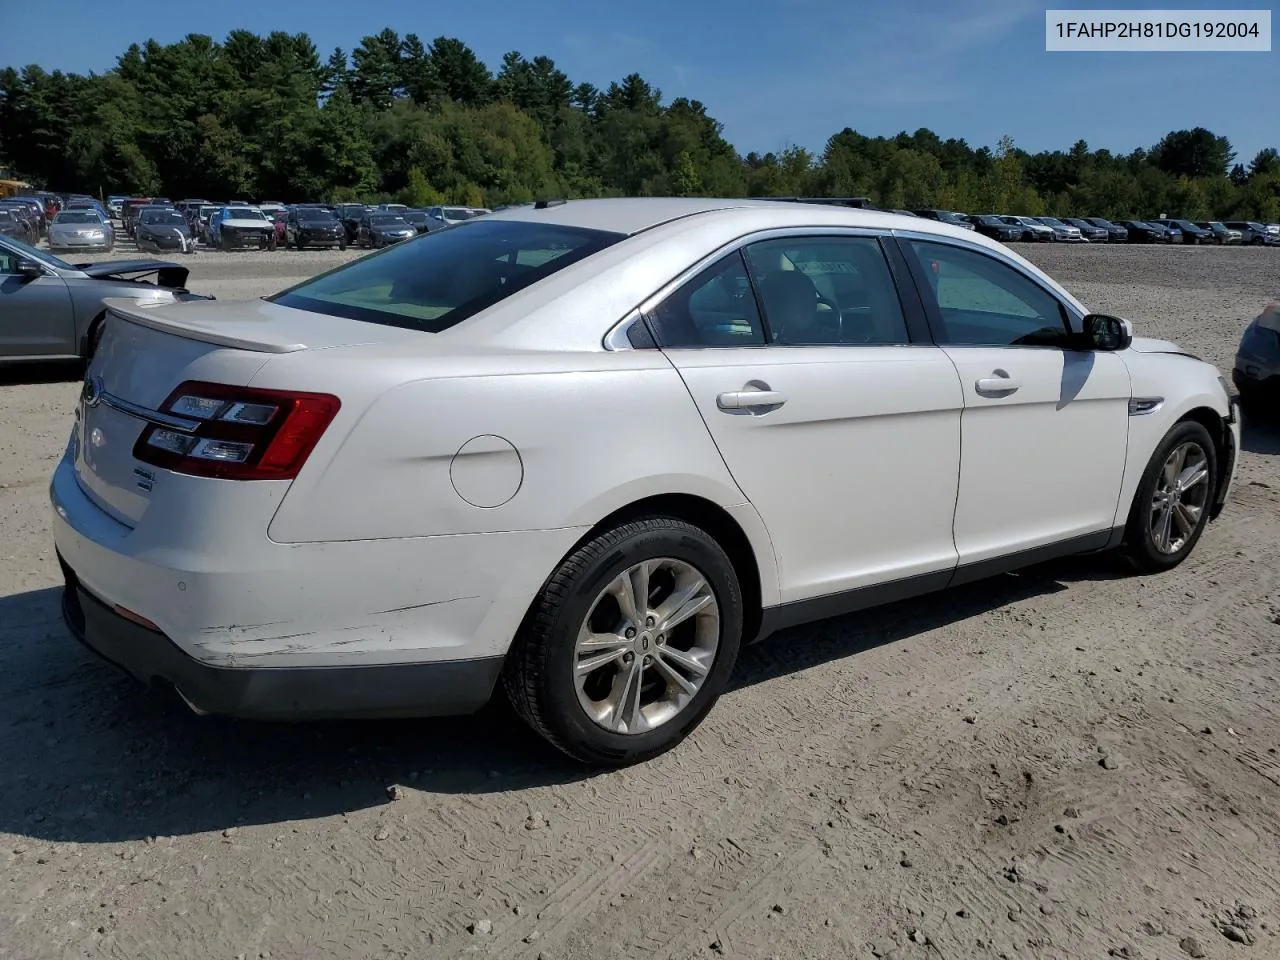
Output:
[
  {"xmin": 400, "ymin": 166, "xmax": 444, "ymax": 206},
  {"xmin": 0, "ymin": 30, "xmax": 1275, "ymax": 221}
]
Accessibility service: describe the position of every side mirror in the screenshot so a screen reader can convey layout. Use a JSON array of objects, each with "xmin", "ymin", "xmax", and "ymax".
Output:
[
  {"xmin": 1082, "ymin": 313, "xmax": 1132, "ymax": 351},
  {"xmin": 16, "ymin": 258, "xmax": 43, "ymax": 280}
]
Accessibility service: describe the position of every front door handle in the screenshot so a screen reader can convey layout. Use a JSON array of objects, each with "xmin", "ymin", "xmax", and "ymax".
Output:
[
  {"xmin": 975, "ymin": 375, "xmax": 1020, "ymax": 394},
  {"xmin": 717, "ymin": 384, "xmax": 787, "ymax": 411}
]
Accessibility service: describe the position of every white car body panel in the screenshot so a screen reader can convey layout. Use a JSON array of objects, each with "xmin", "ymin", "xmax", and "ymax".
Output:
[
  {"xmin": 942, "ymin": 347, "xmax": 1131, "ymax": 564},
  {"xmin": 49, "ymin": 197, "xmax": 1240, "ymax": 723},
  {"xmin": 664, "ymin": 344, "xmax": 963, "ymax": 602}
]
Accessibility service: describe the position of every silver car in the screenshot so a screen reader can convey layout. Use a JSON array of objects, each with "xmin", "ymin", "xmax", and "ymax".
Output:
[
  {"xmin": 0, "ymin": 235, "xmax": 211, "ymax": 364},
  {"xmin": 48, "ymin": 210, "xmax": 115, "ymax": 254},
  {"xmin": 1034, "ymin": 216, "xmax": 1084, "ymax": 242}
]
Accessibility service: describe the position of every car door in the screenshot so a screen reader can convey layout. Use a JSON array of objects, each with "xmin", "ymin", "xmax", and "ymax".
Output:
[
  {"xmin": 901, "ymin": 237, "xmax": 1131, "ymax": 575},
  {"xmin": 645, "ymin": 231, "xmax": 965, "ymax": 607},
  {"xmin": 0, "ymin": 243, "xmax": 74, "ymax": 358}
]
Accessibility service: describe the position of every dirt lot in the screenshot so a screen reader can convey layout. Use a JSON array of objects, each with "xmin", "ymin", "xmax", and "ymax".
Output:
[{"xmin": 2, "ymin": 243, "xmax": 1279, "ymax": 960}]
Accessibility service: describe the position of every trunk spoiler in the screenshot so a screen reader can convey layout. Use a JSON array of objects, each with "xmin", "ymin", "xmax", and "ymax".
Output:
[
  {"xmin": 101, "ymin": 297, "xmax": 307, "ymax": 354},
  {"xmin": 76, "ymin": 259, "xmax": 190, "ymax": 289}
]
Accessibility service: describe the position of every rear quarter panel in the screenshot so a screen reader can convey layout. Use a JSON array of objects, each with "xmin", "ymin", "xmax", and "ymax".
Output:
[{"xmin": 260, "ymin": 349, "xmax": 775, "ymax": 593}]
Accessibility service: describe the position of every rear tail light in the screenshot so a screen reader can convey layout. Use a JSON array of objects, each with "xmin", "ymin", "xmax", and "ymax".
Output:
[{"xmin": 132, "ymin": 381, "xmax": 340, "ymax": 480}]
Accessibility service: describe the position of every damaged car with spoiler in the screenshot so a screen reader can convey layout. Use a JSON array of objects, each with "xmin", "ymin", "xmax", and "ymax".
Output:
[{"xmin": 0, "ymin": 234, "xmax": 212, "ymax": 364}]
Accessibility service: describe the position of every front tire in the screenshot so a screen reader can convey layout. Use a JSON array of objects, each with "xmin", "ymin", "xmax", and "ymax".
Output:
[
  {"xmin": 1122, "ymin": 421, "xmax": 1217, "ymax": 573},
  {"xmin": 503, "ymin": 517, "xmax": 743, "ymax": 766}
]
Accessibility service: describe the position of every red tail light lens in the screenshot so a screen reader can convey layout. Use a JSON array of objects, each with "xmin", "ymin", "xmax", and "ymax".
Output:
[{"xmin": 132, "ymin": 381, "xmax": 341, "ymax": 480}]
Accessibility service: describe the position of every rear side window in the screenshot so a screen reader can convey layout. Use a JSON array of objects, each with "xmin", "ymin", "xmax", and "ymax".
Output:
[
  {"xmin": 269, "ymin": 218, "xmax": 624, "ymax": 333},
  {"xmin": 743, "ymin": 236, "xmax": 909, "ymax": 345},
  {"xmin": 647, "ymin": 251, "xmax": 767, "ymax": 348}
]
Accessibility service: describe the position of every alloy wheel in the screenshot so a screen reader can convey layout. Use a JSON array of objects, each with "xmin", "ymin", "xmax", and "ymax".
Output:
[
  {"xmin": 1149, "ymin": 440, "xmax": 1211, "ymax": 554},
  {"xmin": 573, "ymin": 558, "xmax": 720, "ymax": 735}
]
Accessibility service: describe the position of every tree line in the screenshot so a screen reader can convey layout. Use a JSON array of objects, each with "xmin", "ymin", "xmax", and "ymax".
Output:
[{"xmin": 1, "ymin": 28, "xmax": 1277, "ymax": 221}]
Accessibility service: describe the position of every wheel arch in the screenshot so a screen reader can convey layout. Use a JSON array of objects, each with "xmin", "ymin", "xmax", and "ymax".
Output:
[
  {"xmin": 530, "ymin": 492, "xmax": 774, "ymax": 650},
  {"xmin": 1174, "ymin": 404, "xmax": 1235, "ymax": 518}
]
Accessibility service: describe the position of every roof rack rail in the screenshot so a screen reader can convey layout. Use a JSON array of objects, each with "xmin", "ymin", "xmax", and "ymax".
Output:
[
  {"xmin": 759, "ymin": 196, "xmax": 877, "ymax": 209},
  {"xmin": 534, "ymin": 198, "xmax": 568, "ymax": 209}
]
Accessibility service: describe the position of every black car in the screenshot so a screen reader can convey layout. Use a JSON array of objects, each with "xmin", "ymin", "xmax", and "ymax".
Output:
[
  {"xmin": 286, "ymin": 208, "xmax": 347, "ymax": 250},
  {"xmin": 1195, "ymin": 221, "xmax": 1241, "ymax": 245},
  {"xmin": 0, "ymin": 201, "xmax": 39, "ymax": 242},
  {"xmin": 1115, "ymin": 220, "xmax": 1164, "ymax": 243},
  {"xmin": 134, "ymin": 208, "xmax": 196, "ymax": 254},
  {"xmin": 1157, "ymin": 219, "xmax": 1212, "ymax": 244},
  {"xmin": 913, "ymin": 209, "xmax": 977, "ymax": 231},
  {"xmin": 1082, "ymin": 217, "xmax": 1130, "ymax": 242},
  {"xmin": 0, "ymin": 208, "xmax": 25, "ymax": 241},
  {"xmin": 964, "ymin": 214, "xmax": 1022, "ymax": 242},
  {"xmin": 333, "ymin": 203, "xmax": 368, "ymax": 244},
  {"xmin": 399, "ymin": 209, "xmax": 434, "ymax": 234},
  {"xmin": 1, "ymin": 197, "xmax": 45, "ymax": 237},
  {"xmin": 358, "ymin": 212, "xmax": 418, "ymax": 248},
  {"xmin": 1233, "ymin": 305, "xmax": 1280, "ymax": 415},
  {"xmin": 1063, "ymin": 218, "xmax": 1110, "ymax": 242}
]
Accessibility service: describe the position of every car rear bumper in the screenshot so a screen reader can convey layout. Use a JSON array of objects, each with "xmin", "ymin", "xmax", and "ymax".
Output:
[
  {"xmin": 60, "ymin": 565, "xmax": 505, "ymax": 719},
  {"xmin": 49, "ymin": 451, "xmax": 583, "ymax": 716},
  {"xmin": 50, "ymin": 239, "xmax": 111, "ymax": 250}
]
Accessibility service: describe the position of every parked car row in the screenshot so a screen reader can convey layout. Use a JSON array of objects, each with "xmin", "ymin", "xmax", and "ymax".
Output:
[
  {"xmin": 899, "ymin": 209, "xmax": 1278, "ymax": 245},
  {"xmin": 92, "ymin": 196, "xmax": 494, "ymax": 253}
]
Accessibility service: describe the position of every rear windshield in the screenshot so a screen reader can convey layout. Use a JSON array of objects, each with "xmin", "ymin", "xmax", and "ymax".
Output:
[{"xmin": 268, "ymin": 218, "xmax": 624, "ymax": 333}]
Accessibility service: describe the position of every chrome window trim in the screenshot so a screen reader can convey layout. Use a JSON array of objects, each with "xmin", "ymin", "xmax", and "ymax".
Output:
[
  {"xmin": 603, "ymin": 225, "xmax": 894, "ymax": 351},
  {"xmin": 603, "ymin": 309, "xmax": 644, "ymax": 351}
]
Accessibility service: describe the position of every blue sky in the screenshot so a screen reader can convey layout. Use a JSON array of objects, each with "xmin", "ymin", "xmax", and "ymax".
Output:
[{"xmin": 1, "ymin": 0, "xmax": 1274, "ymax": 166}]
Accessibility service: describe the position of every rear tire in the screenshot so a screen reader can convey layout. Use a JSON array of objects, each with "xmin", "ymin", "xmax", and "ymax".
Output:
[
  {"xmin": 1121, "ymin": 421, "xmax": 1217, "ymax": 573},
  {"xmin": 503, "ymin": 517, "xmax": 743, "ymax": 767}
]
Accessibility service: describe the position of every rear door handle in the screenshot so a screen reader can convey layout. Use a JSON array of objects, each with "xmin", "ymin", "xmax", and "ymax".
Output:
[
  {"xmin": 975, "ymin": 376, "xmax": 1020, "ymax": 393},
  {"xmin": 717, "ymin": 389, "xmax": 787, "ymax": 410}
]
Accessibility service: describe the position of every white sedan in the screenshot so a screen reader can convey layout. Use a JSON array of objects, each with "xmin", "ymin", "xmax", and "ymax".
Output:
[{"xmin": 50, "ymin": 198, "xmax": 1241, "ymax": 766}]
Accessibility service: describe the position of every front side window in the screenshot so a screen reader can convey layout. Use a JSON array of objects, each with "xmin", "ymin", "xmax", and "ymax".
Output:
[
  {"xmin": 646, "ymin": 251, "xmax": 767, "ymax": 348},
  {"xmin": 907, "ymin": 240, "xmax": 1071, "ymax": 348},
  {"xmin": 269, "ymin": 218, "xmax": 623, "ymax": 333},
  {"xmin": 743, "ymin": 236, "xmax": 909, "ymax": 345}
]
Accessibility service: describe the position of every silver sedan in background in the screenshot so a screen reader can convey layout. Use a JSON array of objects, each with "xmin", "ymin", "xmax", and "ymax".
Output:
[
  {"xmin": 48, "ymin": 210, "xmax": 114, "ymax": 254},
  {"xmin": 0, "ymin": 235, "xmax": 210, "ymax": 364}
]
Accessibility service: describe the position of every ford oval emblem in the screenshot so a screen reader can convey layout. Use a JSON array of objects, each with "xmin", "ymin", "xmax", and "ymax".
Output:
[{"xmin": 83, "ymin": 375, "xmax": 105, "ymax": 408}]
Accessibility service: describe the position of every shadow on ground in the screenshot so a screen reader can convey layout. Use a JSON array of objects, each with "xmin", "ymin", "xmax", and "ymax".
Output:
[
  {"xmin": 0, "ymin": 551, "xmax": 1125, "ymax": 844},
  {"xmin": 0, "ymin": 360, "xmax": 84, "ymax": 387},
  {"xmin": 1241, "ymin": 410, "xmax": 1280, "ymax": 455}
]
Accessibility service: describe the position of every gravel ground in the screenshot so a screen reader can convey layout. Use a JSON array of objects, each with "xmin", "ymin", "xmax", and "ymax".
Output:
[{"xmin": 2, "ymin": 242, "xmax": 1279, "ymax": 960}]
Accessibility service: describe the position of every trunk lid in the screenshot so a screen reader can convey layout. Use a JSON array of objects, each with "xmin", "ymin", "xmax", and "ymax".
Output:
[{"xmin": 73, "ymin": 298, "xmax": 421, "ymax": 527}]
